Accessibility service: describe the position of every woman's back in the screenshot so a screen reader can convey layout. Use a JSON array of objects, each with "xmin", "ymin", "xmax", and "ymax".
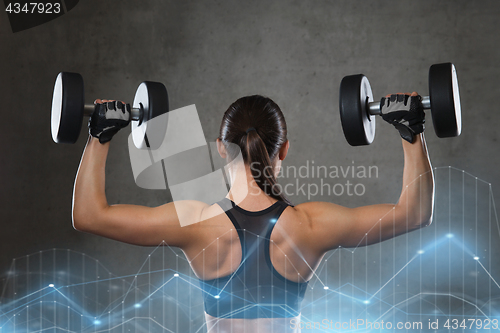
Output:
[
  {"xmin": 184, "ymin": 195, "xmax": 315, "ymax": 332},
  {"xmin": 185, "ymin": 197, "xmax": 318, "ymax": 283}
]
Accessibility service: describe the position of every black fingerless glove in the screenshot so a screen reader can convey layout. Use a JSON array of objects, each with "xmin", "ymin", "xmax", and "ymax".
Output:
[
  {"xmin": 89, "ymin": 101, "xmax": 131, "ymax": 144},
  {"xmin": 380, "ymin": 94, "xmax": 425, "ymax": 143}
]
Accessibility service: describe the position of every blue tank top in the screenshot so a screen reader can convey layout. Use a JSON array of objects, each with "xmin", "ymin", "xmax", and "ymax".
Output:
[{"xmin": 198, "ymin": 198, "xmax": 309, "ymax": 319}]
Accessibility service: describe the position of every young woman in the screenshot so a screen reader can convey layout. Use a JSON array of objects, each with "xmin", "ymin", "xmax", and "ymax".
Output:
[{"xmin": 73, "ymin": 94, "xmax": 434, "ymax": 333}]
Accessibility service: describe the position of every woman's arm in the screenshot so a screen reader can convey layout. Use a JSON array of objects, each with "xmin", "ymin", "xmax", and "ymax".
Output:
[
  {"xmin": 72, "ymin": 136, "xmax": 208, "ymax": 247},
  {"xmin": 295, "ymin": 133, "xmax": 434, "ymax": 254}
]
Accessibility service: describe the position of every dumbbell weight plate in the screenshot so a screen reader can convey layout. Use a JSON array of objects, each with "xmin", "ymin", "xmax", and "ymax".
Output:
[
  {"xmin": 51, "ymin": 72, "xmax": 85, "ymax": 144},
  {"xmin": 131, "ymin": 81, "xmax": 169, "ymax": 150},
  {"xmin": 339, "ymin": 74, "xmax": 375, "ymax": 146},
  {"xmin": 428, "ymin": 63, "xmax": 462, "ymax": 138}
]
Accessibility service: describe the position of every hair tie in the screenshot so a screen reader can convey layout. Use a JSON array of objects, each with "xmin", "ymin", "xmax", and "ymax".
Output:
[{"xmin": 245, "ymin": 127, "xmax": 256, "ymax": 134}]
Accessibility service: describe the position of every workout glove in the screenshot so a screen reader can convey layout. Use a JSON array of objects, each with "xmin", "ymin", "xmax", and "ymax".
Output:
[
  {"xmin": 380, "ymin": 94, "xmax": 425, "ymax": 143},
  {"xmin": 89, "ymin": 101, "xmax": 131, "ymax": 144}
]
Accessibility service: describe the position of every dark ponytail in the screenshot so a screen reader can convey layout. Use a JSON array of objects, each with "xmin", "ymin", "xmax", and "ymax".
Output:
[{"xmin": 219, "ymin": 95, "xmax": 290, "ymax": 204}]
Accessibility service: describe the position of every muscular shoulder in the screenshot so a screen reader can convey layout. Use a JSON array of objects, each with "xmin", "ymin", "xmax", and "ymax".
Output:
[
  {"xmin": 271, "ymin": 202, "xmax": 345, "ymax": 259},
  {"xmin": 274, "ymin": 203, "xmax": 322, "ymax": 241},
  {"xmin": 167, "ymin": 200, "xmax": 226, "ymax": 228},
  {"xmin": 293, "ymin": 201, "xmax": 345, "ymax": 228}
]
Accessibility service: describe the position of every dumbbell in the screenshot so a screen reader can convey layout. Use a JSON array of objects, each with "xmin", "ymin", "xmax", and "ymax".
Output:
[
  {"xmin": 339, "ymin": 63, "xmax": 462, "ymax": 146},
  {"xmin": 51, "ymin": 72, "xmax": 169, "ymax": 149}
]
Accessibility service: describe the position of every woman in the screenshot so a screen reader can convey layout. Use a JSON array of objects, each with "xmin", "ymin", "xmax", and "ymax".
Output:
[{"xmin": 73, "ymin": 94, "xmax": 434, "ymax": 332}]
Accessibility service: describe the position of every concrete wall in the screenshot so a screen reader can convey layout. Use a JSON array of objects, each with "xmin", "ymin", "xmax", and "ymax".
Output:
[{"xmin": 0, "ymin": 0, "xmax": 499, "ymax": 331}]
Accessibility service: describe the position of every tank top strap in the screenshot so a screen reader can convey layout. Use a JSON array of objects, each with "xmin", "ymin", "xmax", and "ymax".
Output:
[
  {"xmin": 271, "ymin": 200, "xmax": 289, "ymax": 220},
  {"xmin": 217, "ymin": 198, "xmax": 289, "ymax": 222},
  {"xmin": 216, "ymin": 197, "xmax": 244, "ymax": 237}
]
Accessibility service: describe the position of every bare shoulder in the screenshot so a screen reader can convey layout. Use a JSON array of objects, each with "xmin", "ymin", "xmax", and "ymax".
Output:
[
  {"xmin": 293, "ymin": 201, "xmax": 348, "ymax": 225},
  {"xmin": 277, "ymin": 204, "xmax": 310, "ymax": 229},
  {"xmin": 199, "ymin": 201, "xmax": 226, "ymax": 224},
  {"xmin": 276, "ymin": 201, "xmax": 347, "ymax": 239},
  {"xmin": 162, "ymin": 199, "xmax": 225, "ymax": 229},
  {"xmin": 280, "ymin": 201, "xmax": 354, "ymax": 254}
]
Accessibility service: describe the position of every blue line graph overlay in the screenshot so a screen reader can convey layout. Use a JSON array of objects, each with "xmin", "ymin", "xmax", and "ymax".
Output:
[{"xmin": 0, "ymin": 167, "xmax": 498, "ymax": 332}]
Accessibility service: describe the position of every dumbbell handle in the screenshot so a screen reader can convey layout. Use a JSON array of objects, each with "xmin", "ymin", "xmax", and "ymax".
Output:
[
  {"xmin": 368, "ymin": 96, "xmax": 431, "ymax": 115},
  {"xmin": 83, "ymin": 104, "xmax": 142, "ymax": 121}
]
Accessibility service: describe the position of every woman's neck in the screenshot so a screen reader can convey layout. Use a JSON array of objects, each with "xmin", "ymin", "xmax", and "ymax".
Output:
[{"xmin": 226, "ymin": 162, "xmax": 277, "ymax": 209}]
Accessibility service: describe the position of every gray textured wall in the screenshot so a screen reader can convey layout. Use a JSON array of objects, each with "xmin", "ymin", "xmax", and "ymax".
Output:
[{"xmin": 0, "ymin": 0, "xmax": 499, "ymax": 331}]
